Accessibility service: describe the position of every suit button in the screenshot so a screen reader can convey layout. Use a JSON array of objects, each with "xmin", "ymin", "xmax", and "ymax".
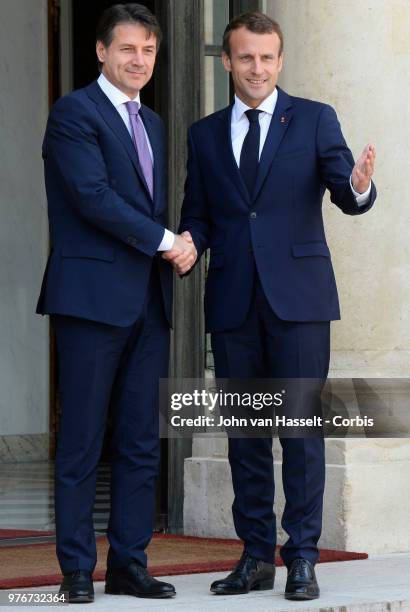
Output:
[
  {"xmin": 126, "ymin": 235, "xmax": 138, "ymax": 247},
  {"xmin": 250, "ymin": 211, "xmax": 257, "ymax": 219}
]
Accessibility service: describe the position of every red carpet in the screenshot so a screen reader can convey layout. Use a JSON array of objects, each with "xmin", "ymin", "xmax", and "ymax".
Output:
[
  {"xmin": 0, "ymin": 534, "xmax": 367, "ymax": 590},
  {"xmin": 0, "ymin": 530, "xmax": 55, "ymax": 539}
]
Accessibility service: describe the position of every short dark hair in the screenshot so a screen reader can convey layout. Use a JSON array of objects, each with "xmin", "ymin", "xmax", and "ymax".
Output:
[
  {"xmin": 96, "ymin": 3, "xmax": 162, "ymax": 68},
  {"xmin": 222, "ymin": 12, "xmax": 283, "ymax": 57}
]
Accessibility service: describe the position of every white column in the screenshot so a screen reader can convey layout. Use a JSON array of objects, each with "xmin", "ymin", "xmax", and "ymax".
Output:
[{"xmin": 264, "ymin": 0, "xmax": 410, "ymax": 553}]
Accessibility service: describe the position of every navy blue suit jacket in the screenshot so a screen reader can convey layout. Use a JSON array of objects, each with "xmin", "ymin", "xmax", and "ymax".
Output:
[
  {"xmin": 179, "ymin": 87, "xmax": 376, "ymax": 332},
  {"xmin": 37, "ymin": 80, "xmax": 172, "ymax": 327}
]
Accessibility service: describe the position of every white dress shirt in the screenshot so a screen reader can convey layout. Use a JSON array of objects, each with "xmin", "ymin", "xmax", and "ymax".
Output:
[
  {"xmin": 231, "ymin": 88, "xmax": 371, "ymax": 205},
  {"xmin": 97, "ymin": 73, "xmax": 174, "ymax": 250}
]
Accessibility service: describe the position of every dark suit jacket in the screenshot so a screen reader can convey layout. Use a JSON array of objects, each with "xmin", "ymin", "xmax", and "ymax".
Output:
[
  {"xmin": 179, "ymin": 87, "xmax": 376, "ymax": 332},
  {"xmin": 37, "ymin": 80, "xmax": 172, "ymax": 327}
]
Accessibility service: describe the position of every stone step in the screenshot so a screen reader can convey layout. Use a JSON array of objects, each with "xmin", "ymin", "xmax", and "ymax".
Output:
[{"xmin": 1, "ymin": 555, "xmax": 410, "ymax": 611}]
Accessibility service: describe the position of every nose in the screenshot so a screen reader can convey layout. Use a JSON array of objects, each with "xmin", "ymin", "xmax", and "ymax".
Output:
[
  {"xmin": 251, "ymin": 58, "xmax": 264, "ymax": 75},
  {"xmin": 131, "ymin": 50, "xmax": 145, "ymax": 66}
]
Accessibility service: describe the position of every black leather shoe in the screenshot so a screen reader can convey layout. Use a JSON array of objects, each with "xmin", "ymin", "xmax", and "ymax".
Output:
[
  {"xmin": 105, "ymin": 562, "xmax": 176, "ymax": 598},
  {"xmin": 285, "ymin": 558, "xmax": 319, "ymax": 600},
  {"xmin": 59, "ymin": 570, "xmax": 94, "ymax": 603},
  {"xmin": 210, "ymin": 551, "xmax": 275, "ymax": 595}
]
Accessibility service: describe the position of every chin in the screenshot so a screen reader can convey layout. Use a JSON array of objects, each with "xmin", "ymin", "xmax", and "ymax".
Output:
[
  {"xmin": 251, "ymin": 87, "xmax": 268, "ymax": 96},
  {"xmin": 246, "ymin": 87, "xmax": 266, "ymax": 98},
  {"xmin": 125, "ymin": 81, "xmax": 141, "ymax": 92}
]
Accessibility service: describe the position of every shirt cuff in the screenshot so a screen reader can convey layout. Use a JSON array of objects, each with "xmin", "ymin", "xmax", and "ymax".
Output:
[
  {"xmin": 350, "ymin": 176, "xmax": 371, "ymax": 207},
  {"xmin": 157, "ymin": 229, "xmax": 175, "ymax": 251}
]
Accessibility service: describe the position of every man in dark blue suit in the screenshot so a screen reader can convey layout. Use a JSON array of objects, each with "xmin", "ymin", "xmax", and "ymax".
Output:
[
  {"xmin": 168, "ymin": 12, "xmax": 376, "ymax": 601},
  {"xmin": 36, "ymin": 3, "xmax": 195, "ymax": 603}
]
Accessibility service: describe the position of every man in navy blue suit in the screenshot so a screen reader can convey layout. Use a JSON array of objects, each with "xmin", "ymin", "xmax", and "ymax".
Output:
[
  {"xmin": 36, "ymin": 3, "xmax": 195, "ymax": 603},
  {"xmin": 166, "ymin": 12, "xmax": 376, "ymax": 601}
]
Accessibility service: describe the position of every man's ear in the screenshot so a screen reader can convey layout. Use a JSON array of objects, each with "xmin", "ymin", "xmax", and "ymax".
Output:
[
  {"xmin": 96, "ymin": 41, "xmax": 105, "ymax": 64},
  {"xmin": 221, "ymin": 52, "xmax": 232, "ymax": 73}
]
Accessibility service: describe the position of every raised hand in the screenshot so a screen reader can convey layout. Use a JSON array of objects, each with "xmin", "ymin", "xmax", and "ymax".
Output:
[
  {"xmin": 162, "ymin": 231, "xmax": 197, "ymax": 275},
  {"xmin": 352, "ymin": 143, "xmax": 376, "ymax": 194}
]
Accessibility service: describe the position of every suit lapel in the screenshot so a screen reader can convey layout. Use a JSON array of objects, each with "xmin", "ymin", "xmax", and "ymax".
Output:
[
  {"xmin": 252, "ymin": 87, "xmax": 293, "ymax": 202},
  {"xmin": 85, "ymin": 81, "xmax": 152, "ymax": 202},
  {"xmin": 216, "ymin": 105, "xmax": 251, "ymax": 207}
]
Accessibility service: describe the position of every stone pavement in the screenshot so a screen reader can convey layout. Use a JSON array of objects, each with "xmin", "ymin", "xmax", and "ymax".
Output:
[{"xmin": 2, "ymin": 553, "xmax": 410, "ymax": 611}]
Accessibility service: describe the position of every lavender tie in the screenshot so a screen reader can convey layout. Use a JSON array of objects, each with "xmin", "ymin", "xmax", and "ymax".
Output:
[{"xmin": 125, "ymin": 101, "xmax": 154, "ymax": 198}]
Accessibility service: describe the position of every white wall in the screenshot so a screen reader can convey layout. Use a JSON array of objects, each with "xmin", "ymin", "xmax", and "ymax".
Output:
[{"xmin": 0, "ymin": 0, "xmax": 50, "ymax": 437}]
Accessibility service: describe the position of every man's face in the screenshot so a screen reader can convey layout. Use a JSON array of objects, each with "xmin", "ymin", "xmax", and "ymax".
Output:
[
  {"xmin": 222, "ymin": 27, "xmax": 283, "ymax": 108},
  {"xmin": 96, "ymin": 22, "xmax": 157, "ymax": 98}
]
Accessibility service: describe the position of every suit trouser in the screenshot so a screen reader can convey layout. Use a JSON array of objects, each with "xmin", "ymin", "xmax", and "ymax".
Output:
[
  {"xmin": 211, "ymin": 272, "xmax": 330, "ymax": 568},
  {"xmin": 51, "ymin": 267, "xmax": 169, "ymax": 573}
]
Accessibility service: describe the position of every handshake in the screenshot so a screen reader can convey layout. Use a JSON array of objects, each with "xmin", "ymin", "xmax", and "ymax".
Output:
[{"xmin": 162, "ymin": 231, "xmax": 197, "ymax": 275}]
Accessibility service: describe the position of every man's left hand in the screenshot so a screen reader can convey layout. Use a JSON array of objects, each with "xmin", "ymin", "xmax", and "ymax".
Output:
[{"xmin": 352, "ymin": 143, "xmax": 376, "ymax": 194}]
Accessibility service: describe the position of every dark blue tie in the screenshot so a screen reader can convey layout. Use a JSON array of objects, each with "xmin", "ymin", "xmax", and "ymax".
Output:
[{"xmin": 239, "ymin": 109, "xmax": 262, "ymax": 197}]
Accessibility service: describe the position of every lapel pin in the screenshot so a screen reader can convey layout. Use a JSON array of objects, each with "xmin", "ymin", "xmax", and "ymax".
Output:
[{"xmin": 280, "ymin": 116, "xmax": 286, "ymax": 123}]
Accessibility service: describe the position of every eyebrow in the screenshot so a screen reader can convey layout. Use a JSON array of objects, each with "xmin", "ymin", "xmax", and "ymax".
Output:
[
  {"xmin": 237, "ymin": 53, "xmax": 276, "ymax": 58},
  {"xmin": 119, "ymin": 43, "xmax": 156, "ymax": 49}
]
